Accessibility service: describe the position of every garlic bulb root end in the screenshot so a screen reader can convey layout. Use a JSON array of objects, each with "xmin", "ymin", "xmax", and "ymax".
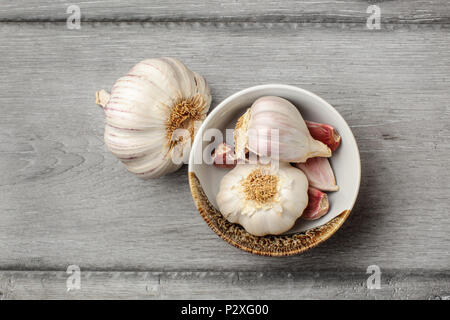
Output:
[
  {"xmin": 166, "ymin": 94, "xmax": 206, "ymax": 150},
  {"xmin": 216, "ymin": 163, "xmax": 309, "ymax": 236}
]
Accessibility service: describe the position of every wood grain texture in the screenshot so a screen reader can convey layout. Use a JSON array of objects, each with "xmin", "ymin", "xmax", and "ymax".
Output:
[
  {"xmin": 0, "ymin": 22, "xmax": 449, "ymax": 274},
  {"xmin": 1, "ymin": 270, "xmax": 449, "ymax": 300},
  {"xmin": 0, "ymin": 0, "xmax": 449, "ymax": 23}
]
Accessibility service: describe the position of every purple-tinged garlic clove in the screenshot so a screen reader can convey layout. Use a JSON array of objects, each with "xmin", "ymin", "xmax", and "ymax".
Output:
[
  {"xmin": 212, "ymin": 143, "xmax": 237, "ymax": 169},
  {"xmin": 302, "ymin": 187, "xmax": 330, "ymax": 220},
  {"xmin": 294, "ymin": 157, "xmax": 339, "ymax": 192},
  {"xmin": 305, "ymin": 120, "xmax": 341, "ymax": 152}
]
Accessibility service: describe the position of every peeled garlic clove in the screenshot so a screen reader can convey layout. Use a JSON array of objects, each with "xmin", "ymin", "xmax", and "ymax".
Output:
[
  {"xmin": 294, "ymin": 157, "xmax": 339, "ymax": 192},
  {"xmin": 234, "ymin": 96, "xmax": 331, "ymax": 163},
  {"xmin": 212, "ymin": 143, "xmax": 237, "ymax": 169},
  {"xmin": 306, "ymin": 120, "xmax": 341, "ymax": 152},
  {"xmin": 216, "ymin": 162, "xmax": 308, "ymax": 236},
  {"xmin": 96, "ymin": 58, "xmax": 211, "ymax": 178},
  {"xmin": 302, "ymin": 187, "xmax": 330, "ymax": 220}
]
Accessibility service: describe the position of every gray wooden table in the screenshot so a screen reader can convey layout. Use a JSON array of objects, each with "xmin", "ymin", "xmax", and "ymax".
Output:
[{"xmin": 0, "ymin": 1, "xmax": 449, "ymax": 300}]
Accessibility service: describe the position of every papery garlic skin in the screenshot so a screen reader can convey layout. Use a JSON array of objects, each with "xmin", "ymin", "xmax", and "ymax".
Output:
[
  {"xmin": 216, "ymin": 162, "xmax": 309, "ymax": 236},
  {"xmin": 100, "ymin": 58, "xmax": 211, "ymax": 178},
  {"xmin": 234, "ymin": 96, "xmax": 331, "ymax": 163}
]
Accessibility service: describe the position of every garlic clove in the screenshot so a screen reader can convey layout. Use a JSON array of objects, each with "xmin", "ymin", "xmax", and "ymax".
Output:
[
  {"xmin": 212, "ymin": 143, "xmax": 237, "ymax": 169},
  {"xmin": 128, "ymin": 58, "xmax": 188, "ymax": 99},
  {"xmin": 106, "ymin": 76, "xmax": 170, "ymax": 128},
  {"xmin": 96, "ymin": 58, "xmax": 211, "ymax": 178},
  {"xmin": 293, "ymin": 157, "xmax": 339, "ymax": 192},
  {"xmin": 104, "ymin": 124, "xmax": 181, "ymax": 177},
  {"xmin": 302, "ymin": 187, "xmax": 330, "ymax": 220},
  {"xmin": 306, "ymin": 120, "xmax": 341, "ymax": 152},
  {"xmin": 216, "ymin": 162, "xmax": 308, "ymax": 236},
  {"xmin": 193, "ymin": 73, "xmax": 210, "ymax": 100},
  {"xmin": 234, "ymin": 96, "xmax": 331, "ymax": 163}
]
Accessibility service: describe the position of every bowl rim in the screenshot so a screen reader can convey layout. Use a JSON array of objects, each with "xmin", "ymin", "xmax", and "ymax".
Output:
[{"xmin": 188, "ymin": 84, "xmax": 361, "ymax": 256}]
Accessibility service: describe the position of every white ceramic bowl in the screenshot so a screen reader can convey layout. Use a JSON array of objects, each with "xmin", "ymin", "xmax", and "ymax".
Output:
[{"xmin": 188, "ymin": 84, "xmax": 361, "ymax": 256}]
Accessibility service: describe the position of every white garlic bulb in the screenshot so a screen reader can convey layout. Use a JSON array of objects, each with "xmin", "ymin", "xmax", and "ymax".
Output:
[
  {"xmin": 216, "ymin": 162, "xmax": 309, "ymax": 236},
  {"xmin": 234, "ymin": 96, "xmax": 331, "ymax": 163},
  {"xmin": 95, "ymin": 58, "xmax": 211, "ymax": 178}
]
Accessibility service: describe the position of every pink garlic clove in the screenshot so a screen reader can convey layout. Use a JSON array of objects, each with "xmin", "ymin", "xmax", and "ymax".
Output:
[
  {"xmin": 294, "ymin": 157, "xmax": 339, "ymax": 192},
  {"xmin": 212, "ymin": 143, "xmax": 237, "ymax": 169},
  {"xmin": 302, "ymin": 187, "xmax": 330, "ymax": 220},
  {"xmin": 305, "ymin": 120, "xmax": 341, "ymax": 152}
]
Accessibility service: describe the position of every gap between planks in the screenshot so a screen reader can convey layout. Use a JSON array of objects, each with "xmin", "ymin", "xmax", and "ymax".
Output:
[
  {"xmin": 1, "ymin": 16, "xmax": 449, "ymax": 24},
  {"xmin": 0, "ymin": 270, "xmax": 449, "ymax": 299},
  {"xmin": 0, "ymin": 20, "xmax": 449, "ymax": 31}
]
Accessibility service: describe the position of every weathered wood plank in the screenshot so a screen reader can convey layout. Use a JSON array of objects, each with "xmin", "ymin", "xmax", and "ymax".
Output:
[
  {"xmin": 1, "ymin": 270, "xmax": 449, "ymax": 300},
  {"xmin": 0, "ymin": 0, "xmax": 449, "ymax": 23},
  {"xmin": 0, "ymin": 22, "xmax": 449, "ymax": 272}
]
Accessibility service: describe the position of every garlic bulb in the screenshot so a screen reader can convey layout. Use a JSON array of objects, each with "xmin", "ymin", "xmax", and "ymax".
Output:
[
  {"xmin": 216, "ymin": 162, "xmax": 309, "ymax": 236},
  {"xmin": 95, "ymin": 58, "xmax": 211, "ymax": 178},
  {"xmin": 234, "ymin": 96, "xmax": 331, "ymax": 163}
]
